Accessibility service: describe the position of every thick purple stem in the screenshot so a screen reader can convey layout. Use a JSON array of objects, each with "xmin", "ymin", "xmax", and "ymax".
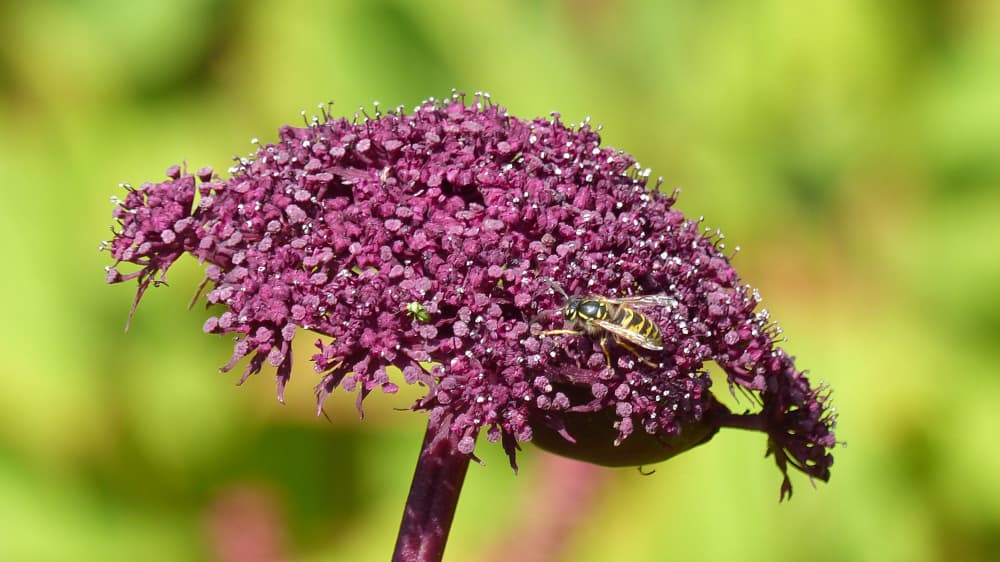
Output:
[{"xmin": 392, "ymin": 415, "xmax": 472, "ymax": 562}]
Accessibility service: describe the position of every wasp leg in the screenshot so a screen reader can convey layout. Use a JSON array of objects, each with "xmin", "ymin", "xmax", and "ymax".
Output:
[
  {"xmin": 541, "ymin": 329, "xmax": 585, "ymax": 336},
  {"xmin": 599, "ymin": 337, "xmax": 613, "ymax": 369},
  {"xmin": 614, "ymin": 337, "xmax": 659, "ymax": 368}
]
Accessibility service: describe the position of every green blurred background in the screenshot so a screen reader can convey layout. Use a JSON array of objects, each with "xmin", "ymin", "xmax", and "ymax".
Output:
[{"xmin": 1, "ymin": 1, "xmax": 998, "ymax": 560}]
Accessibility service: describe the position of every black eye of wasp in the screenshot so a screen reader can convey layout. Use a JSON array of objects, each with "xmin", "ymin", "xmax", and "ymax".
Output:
[{"xmin": 564, "ymin": 298, "xmax": 581, "ymax": 319}]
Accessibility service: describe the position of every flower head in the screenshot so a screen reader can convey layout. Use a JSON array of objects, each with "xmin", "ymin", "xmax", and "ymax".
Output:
[{"xmin": 105, "ymin": 93, "xmax": 836, "ymax": 498}]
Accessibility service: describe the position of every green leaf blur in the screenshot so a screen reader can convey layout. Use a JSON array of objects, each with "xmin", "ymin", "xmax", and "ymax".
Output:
[{"xmin": 1, "ymin": 1, "xmax": 997, "ymax": 561}]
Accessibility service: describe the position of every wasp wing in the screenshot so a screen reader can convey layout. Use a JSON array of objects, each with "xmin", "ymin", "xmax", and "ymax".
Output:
[
  {"xmin": 591, "ymin": 318, "xmax": 664, "ymax": 351},
  {"xmin": 603, "ymin": 294, "xmax": 678, "ymax": 309}
]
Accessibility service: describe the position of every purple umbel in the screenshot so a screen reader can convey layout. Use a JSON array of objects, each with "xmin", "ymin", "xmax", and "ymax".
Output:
[{"xmin": 105, "ymin": 93, "xmax": 835, "ymax": 500}]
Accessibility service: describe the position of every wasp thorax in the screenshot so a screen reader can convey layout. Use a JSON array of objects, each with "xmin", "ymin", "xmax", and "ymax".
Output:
[{"xmin": 577, "ymin": 299, "xmax": 604, "ymax": 320}]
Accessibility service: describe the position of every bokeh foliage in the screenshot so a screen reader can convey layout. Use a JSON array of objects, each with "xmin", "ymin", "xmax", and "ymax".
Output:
[{"xmin": 1, "ymin": 1, "xmax": 998, "ymax": 560}]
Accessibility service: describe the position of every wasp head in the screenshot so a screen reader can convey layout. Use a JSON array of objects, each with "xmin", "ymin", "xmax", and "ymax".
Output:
[{"xmin": 563, "ymin": 297, "xmax": 582, "ymax": 321}]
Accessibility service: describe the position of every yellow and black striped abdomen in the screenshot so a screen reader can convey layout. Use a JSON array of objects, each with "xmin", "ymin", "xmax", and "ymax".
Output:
[{"xmin": 610, "ymin": 302, "xmax": 663, "ymax": 348}]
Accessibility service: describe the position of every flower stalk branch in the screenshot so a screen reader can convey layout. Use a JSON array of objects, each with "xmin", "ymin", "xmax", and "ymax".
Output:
[{"xmin": 711, "ymin": 410, "xmax": 769, "ymax": 432}]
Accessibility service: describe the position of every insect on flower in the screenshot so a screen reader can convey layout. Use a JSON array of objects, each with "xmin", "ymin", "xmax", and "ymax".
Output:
[
  {"xmin": 538, "ymin": 280, "xmax": 678, "ymax": 368},
  {"xmin": 405, "ymin": 301, "xmax": 431, "ymax": 323}
]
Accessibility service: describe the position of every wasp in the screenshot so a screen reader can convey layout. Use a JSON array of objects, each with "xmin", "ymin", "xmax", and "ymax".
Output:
[{"xmin": 538, "ymin": 280, "xmax": 677, "ymax": 368}]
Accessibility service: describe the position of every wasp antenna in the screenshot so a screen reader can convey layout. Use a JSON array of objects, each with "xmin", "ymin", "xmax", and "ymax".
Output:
[
  {"xmin": 541, "ymin": 277, "xmax": 569, "ymax": 299},
  {"xmin": 529, "ymin": 308, "xmax": 559, "ymax": 325}
]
